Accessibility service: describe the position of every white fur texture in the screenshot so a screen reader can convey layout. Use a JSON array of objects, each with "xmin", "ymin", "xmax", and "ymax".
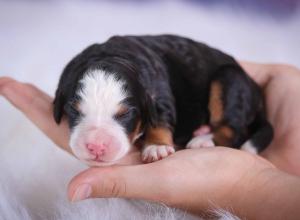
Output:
[
  {"xmin": 186, "ymin": 134, "xmax": 215, "ymax": 149},
  {"xmin": 241, "ymin": 140, "xmax": 258, "ymax": 154},
  {"xmin": 78, "ymin": 70, "xmax": 127, "ymax": 118},
  {"xmin": 70, "ymin": 70, "xmax": 131, "ymax": 166},
  {"xmin": 142, "ymin": 145, "xmax": 175, "ymax": 162}
]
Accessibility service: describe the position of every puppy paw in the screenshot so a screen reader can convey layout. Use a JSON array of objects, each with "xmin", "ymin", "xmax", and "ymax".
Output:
[
  {"xmin": 241, "ymin": 140, "xmax": 258, "ymax": 154},
  {"xmin": 142, "ymin": 145, "xmax": 175, "ymax": 163},
  {"xmin": 193, "ymin": 125, "xmax": 211, "ymax": 136},
  {"xmin": 186, "ymin": 134, "xmax": 215, "ymax": 149}
]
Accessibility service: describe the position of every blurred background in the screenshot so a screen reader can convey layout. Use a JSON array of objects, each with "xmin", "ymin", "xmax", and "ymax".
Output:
[
  {"xmin": 0, "ymin": 1, "xmax": 299, "ymax": 219},
  {"xmin": 0, "ymin": 0, "xmax": 299, "ymax": 93}
]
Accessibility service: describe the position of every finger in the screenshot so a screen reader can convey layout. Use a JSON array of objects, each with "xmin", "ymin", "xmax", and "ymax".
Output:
[
  {"xmin": 0, "ymin": 77, "xmax": 72, "ymax": 154},
  {"xmin": 0, "ymin": 77, "xmax": 15, "ymax": 87},
  {"xmin": 68, "ymin": 163, "xmax": 170, "ymax": 203}
]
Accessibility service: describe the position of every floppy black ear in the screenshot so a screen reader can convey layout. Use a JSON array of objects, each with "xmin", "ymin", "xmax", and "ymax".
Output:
[{"xmin": 53, "ymin": 88, "xmax": 65, "ymax": 124}]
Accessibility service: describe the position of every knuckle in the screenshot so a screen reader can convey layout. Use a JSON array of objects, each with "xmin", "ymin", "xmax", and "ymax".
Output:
[
  {"xmin": 97, "ymin": 169, "xmax": 127, "ymax": 198},
  {"xmin": 111, "ymin": 180, "xmax": 127, "ymax": 197}
]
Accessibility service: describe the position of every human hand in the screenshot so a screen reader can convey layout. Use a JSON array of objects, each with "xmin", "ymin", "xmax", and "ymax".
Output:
[
  {"xmin": 1, "ymin": 62, "xmax": 300, "ymax": 171},
  {"xmin": 240, "ymin": 62, "xmax": 300, "ymax": 175},
  {"xmin": 1, "ymin": 62, "xmax": 300, "ymax": 217}
]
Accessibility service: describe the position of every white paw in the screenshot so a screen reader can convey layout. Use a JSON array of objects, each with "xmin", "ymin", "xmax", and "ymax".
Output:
[
  {"xmin": 241, "ymin": 140, "xmax": 258, "ymax": 154},
  {"xmin": 186, "ymin": 134, "xmax": 215, "ymax": 149},
  {"xmin": 142, "ymin": 145, "xmax": 175, "ymax": 163}
]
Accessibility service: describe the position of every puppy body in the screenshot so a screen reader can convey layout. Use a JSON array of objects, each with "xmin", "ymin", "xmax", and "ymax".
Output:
[{"xmin": 54, "ymin": 35, "xmax": 273, "ymax": 165}]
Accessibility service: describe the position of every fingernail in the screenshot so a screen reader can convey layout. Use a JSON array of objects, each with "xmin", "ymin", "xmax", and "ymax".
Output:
[{"xmin": 71, "ymin": 183, "xmax": 92, "ymax": 202}]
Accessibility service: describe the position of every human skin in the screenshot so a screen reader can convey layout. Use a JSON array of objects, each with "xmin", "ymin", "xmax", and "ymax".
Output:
[{"xmin": 1, "ymin": 62, "xmax": 300, "ymax": 219}]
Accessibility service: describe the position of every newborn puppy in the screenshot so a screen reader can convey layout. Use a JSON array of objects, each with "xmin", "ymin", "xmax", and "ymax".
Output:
[{"xmin": 53, "ymin": 35, "xmax": 273, "ymax": 166}]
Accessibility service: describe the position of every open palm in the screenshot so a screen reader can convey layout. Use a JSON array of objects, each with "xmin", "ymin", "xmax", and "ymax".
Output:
[{"xmin": 1, "ymin": 62, "xmax": 300, "ymax": 175}]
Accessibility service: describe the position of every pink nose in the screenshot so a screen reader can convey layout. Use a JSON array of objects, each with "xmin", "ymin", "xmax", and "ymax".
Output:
[{"xmin": 86, "ymin": 143, "xmax": 107, "ymax": 158}]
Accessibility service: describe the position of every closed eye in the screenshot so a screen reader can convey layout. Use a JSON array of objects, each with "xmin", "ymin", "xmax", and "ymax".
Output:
[
  {"xmin": 114, "ymin": 107, "xmax": 130, "ymax": 120},
  {"xmin": 114, "ymin": 104, "xmax": 139, "ymax": 133},
  {"xmin": 114, "ymin": 106, "xmax": 137, "ymax": 122},
  {"xmin": 115, "ymin": 112, "xmax": 128, "ymax": 120}
]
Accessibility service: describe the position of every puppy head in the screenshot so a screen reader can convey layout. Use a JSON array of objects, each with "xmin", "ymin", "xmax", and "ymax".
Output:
[{"xmin": 53, "ymin": 67, "xmax": 155, "ymax": 166}]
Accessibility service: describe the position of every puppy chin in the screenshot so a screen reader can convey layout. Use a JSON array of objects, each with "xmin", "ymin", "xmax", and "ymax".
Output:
[
  {"xmin": 69, "ymin": 131, "xmax": 131, "ymax": 167},
  {"xmin": 70, "ymin": 144, "xmax": 130, "ymax": 167},
  {"xmin": 80, "ymin": 158, "xmax": 121, "ymax": 167}
]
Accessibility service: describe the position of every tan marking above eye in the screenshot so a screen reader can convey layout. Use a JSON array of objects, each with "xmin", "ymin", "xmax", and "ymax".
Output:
[
  {"xmin": 74, "ymin": 101, "xmax": 81, "ymax": 111},
  {"xmin": 69, "ymin": 100, "xmax": 81, "ymax": 111},
  {"xmin": 115, "ymin": 104, "xmax": 129, "ymax": 118}
]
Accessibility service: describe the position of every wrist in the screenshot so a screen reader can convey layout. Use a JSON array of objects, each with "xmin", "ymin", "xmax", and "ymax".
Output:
[{"xmin": 231, "ymin": 167, "xmax": 300, "ymax": 219}]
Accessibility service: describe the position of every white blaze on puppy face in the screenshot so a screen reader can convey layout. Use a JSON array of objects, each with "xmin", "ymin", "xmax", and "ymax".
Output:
[{"xmin": 69, "ymin": 69, "xmax": 131, "ymax": 166}]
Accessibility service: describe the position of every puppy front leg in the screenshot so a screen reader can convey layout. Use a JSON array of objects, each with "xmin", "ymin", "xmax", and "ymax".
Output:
[{"xmin": 142, "ymin": 126, "xmax": 175, "ymax": 163}]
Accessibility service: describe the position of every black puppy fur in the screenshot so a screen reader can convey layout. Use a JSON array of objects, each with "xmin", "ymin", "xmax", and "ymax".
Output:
[{"xmin": 54, "ymin": 35, "xmax": 273, "ymax": 152}]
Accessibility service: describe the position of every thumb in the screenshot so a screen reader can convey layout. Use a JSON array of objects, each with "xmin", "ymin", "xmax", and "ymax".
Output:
[{"xmin": 68, "ymin": 164, "xmax": 170, "ymax": 203}]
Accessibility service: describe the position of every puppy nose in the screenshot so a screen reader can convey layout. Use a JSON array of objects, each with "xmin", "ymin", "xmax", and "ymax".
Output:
[{"xmin": 86, "ymin": 143, "xmax": 107, "ymax": 157}]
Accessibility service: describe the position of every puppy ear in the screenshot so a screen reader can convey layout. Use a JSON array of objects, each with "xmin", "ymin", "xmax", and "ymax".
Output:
[{"xmin": 53, "ymin": 88, "xmax": 65, "ymax": 124}]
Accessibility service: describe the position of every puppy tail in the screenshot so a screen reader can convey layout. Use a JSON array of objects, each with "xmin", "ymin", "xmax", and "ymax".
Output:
[{"xmin": 241, "ymin": 112, "xmax": 274, "ymax": 154}]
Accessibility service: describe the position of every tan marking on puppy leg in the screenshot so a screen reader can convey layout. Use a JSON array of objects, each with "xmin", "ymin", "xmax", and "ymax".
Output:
[
  {"xmin": 144, "ymin": 126, "xmax": 173, "ymax": 146},
  {"xmin": 213, "ymin": 126, "xmax": 234, "ymax": 147},
  {"xmin": 142, "ymin": 126, "xmax": 174, "ymax": 163},
  {"xmin": 209, "ymin": 81, "xmax": 224, "ymax": 126}
]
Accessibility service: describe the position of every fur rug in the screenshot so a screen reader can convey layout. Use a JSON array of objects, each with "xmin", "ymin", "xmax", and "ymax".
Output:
[{"xmin": 0, "ymin": 103, "xmax": 238, "ymax": 220}]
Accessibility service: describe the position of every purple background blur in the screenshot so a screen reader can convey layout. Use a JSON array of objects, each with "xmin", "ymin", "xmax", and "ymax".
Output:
[{"xmin": 0, "ymin": 0, "xmax": 299, "ymax": 93}]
